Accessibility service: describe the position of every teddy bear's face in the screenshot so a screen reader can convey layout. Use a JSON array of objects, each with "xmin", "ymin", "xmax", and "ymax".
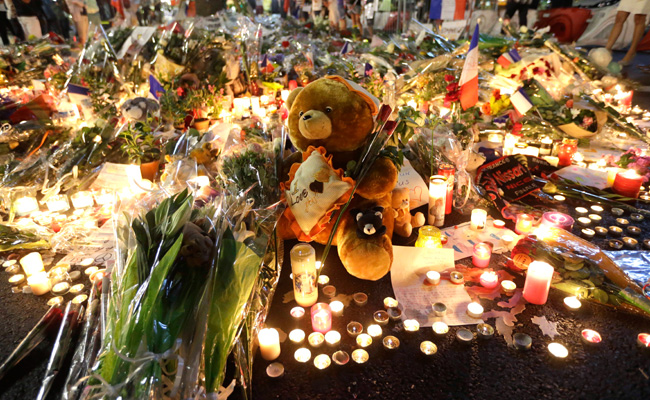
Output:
[{"xmin": 288, "ymin": 79, "xmax": 375, "ymax": 153}]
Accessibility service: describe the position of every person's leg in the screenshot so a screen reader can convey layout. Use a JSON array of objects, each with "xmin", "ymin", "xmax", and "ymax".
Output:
[
  {"xmin": 518, "ymin": 3, "xmax": 528, "ymax": 27},
  {"xmin": 621, "ymin": 13, "xmax": 647, "ymax": 64},
  {"xmin": 0, "ymin": 11, "xmax": 10, "ymax": 45},
  {"xmin": 606, "ymin": 11, "xmax": 629, "ymax": 51},
  {"xmin": 503, "ymin": 0, "xmax": 517, "ymax": 24}
]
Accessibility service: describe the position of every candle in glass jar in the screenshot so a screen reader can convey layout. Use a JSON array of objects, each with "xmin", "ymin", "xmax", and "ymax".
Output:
[
  {"xmin": 258, "ymin": 328, "xmax": 281, "ymax": 361},
  {"xmin": 438, "ymin": 164, "xmax": 455, "ymax": 215},
  {"xmin": 14, "ymin": 196, "xmax": 39, "ymax": 217},
  {"xmin": 45, "ymin": 194, "xmax": 70, "ymax": 213},
  {"xmin": 414, "ymin": 226, "xmax": 442, "ymax": 248},
  {"xmin": 20, "ymin": 252, "xmax": 44, "ymax": 277},
  {"xmin": 540, "ymin": 212, "xmax": 574, "ymax": 231},
  {"xmin": 470, "ymin": 209, "xmax": 488, "ymax": 231},
  {"xmin": 311, "ymin": 303, "xmax": 332, "ymax": 333},
  {"xmin": 523, "ymin": 261, "xmax": 555, "ymax": 305},
  {"xmin": 515, "ymin": 214, "xmax": 534, "ymax": 235},
  {"xmin": 613, "ymin": 170, "xmax": 643, "ymax": 198},
  {"xmin": 290, "ymin": 243, "xmax": 318, "ymax": 307},
  {"xmin": 27, "ymin": 271, "xmax": 51, "ymax": 295},
  {"xmin": 428, "ymin": 176, "xmax": 447, "ymax": 227},
  {"xmin": 472, "ymin": 243, "xmax": 492, "ymax": 268},
  {"xmin": 479, "ymin": 271, "xmax": 499, "ymax": 289}
]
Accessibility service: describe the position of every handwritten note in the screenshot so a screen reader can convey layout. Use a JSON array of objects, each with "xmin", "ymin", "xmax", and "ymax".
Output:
[
  {"xmin": 440, "ymin": 20, "xmax": 467, "ymax": 40},
  {"xmin": 555, "ymin": 165, "xmax": 608, "ymax": 189},
  {"xmin": 58, "ymin": 220, "xmax": 116, "ymax": 271},
  {"xmin": 391, "ymin": 246, "xmax": 480, "ymax": 326},
  {"xmin": 90, "ymin": 162, "xmax": 145, "ymax": 192},
  {"xmin": 396, "ymin": 159, "xmax": 429, "ymax": 209},
  {"xmin": 441, "ymin": 218, "xmax": 516, "ymax": 261}
]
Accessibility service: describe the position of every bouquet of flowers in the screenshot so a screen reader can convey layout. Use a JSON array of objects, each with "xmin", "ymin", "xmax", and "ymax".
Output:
[{"xmin": 615, "ymin": 148, "xmax": 650, "ymax": 183}]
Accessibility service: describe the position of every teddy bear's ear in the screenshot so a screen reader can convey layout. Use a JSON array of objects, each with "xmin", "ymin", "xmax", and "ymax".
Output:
[{"xmin": 286, "ymin": 87, "xmax": 303, "ymax": 111}]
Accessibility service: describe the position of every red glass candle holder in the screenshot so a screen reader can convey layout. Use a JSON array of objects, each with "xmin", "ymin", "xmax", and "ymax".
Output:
[
  {"xmin": 557, "ymin": 139, "xmax": 578, "ymax": 167},
  {"xmin": 311, "ymin": 303, "xmax": 332, "ymax": 333},
  {"xmin": 613, "ymin": 170, "xmax": 643, "ymax": 199}
]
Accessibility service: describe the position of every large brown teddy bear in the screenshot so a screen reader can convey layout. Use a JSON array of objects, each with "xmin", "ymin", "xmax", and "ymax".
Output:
[{"xmin": 279, "ymin": 76, "xmax": 398, "ymax": 281}]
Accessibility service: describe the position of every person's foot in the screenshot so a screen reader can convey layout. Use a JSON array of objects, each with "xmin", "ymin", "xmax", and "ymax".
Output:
[{"xmin": 620, "ymin": 53, "xmax": 636, "ymax": 66}]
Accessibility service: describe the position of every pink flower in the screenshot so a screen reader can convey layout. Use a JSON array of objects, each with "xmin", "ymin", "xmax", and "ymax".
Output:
[
  {"xmin": 581, "ymin": 116, "xmax": 594, "ymax": 128},
  {"xmin": 176, "ymin": 87, "xmax": 185, "ymax": 96}
]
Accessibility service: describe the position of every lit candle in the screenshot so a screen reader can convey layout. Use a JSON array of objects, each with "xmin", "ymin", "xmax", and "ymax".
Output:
[
  {"xmin": 493, "ymin": 219, "xmax": 506, "ymax": 229},
  {"xmin": 577, "ymin": 217, "xmax": 591, "ymax": 227},
  {"xmin": 382, "ymin": 336, "xmax": 400, "ymax": 350},
  {"xmin": 588, "ymin": 214, "xmax": 602, "ymax": 224},
  {"xmin": 420, "ymin": 341, "xmax": 438, "ymax": 355},
  {"xmin": 432, "ymin": 321, "xmax": 449, "ymax": 336},
  {"xmin": 51, "ymin": 281, "xmax": 71, "ymax": 296},
  {"xmin": 563, "ymin": 296, "xmax": 582, "ymax": 311},
  {"xmin": 383, "ymin": 297, "xmax": 398, "ymax": 309},
  {"xmin": 318, "ymin": 275, "xmax": 330, "ymax": 285},
  {"xmin": 548, "ymin": 342, "xmax": 568, "ymax": 359},
  {"xmin": 594, "ymin": 226, "xmax": 608, "ymax": 236},
  {"xmin": 467, "ymin": 302, "xmax": 484, "ymax": 319},
  {"xmin": 356, "ymin": 333, "xmax": 373, "ymax": 347},
  {"xmin": 613, "ymin": 170, "xmax": 643, "ymax": 198},
  {"xmin": 351, "ymin": 349, "xmax": 369, "ymax": 364},
  {"xmin": 20, "ymin": 252, "xmax": 44, "ymax": 277},
  {"xmin": 590, "ymin": 205, "xmax": 604, "ymax": 214},
  {"xmin": 426, "ymin": 271, "xmax": 440, "ymax": 285},
  {"xmin": 258, "ymin": 328, "xmax": 281, "ymax": 361},
  {"xmin": 523, "ymin": 261, "xmax": 555, "ymax": 305},
  {"xmin": 515, "ymin": 214, "xmax": 534, "ymax": 235},
  {"xmin": 438, "ymin": 164, "xmax": 455, "ymax": 215},
  {"xmin": 308, "ymin": 332, "xmax": 325, "ymax": 348},
  {"xmin": 501, "ymin": 280, "xmax": 516, "ymax": 296},
  {"xmin": 329, "ymin": 301, "xmax": 344, "ymax": 316},
  {"xmin": 622, "ymin": 237, "xmax": 638, "ymax": 249},
  {"xmin": 367, "ymin": 324, "xmax": 382, "ymax": 338},
  {"xmin": 313, "ymin": 354, "xmax": 331, "ymax": 370},
  {"xmin": 581, "ymin": 329, "xmax": 602, "ymax": 345},
  {"xmin": 71, "ymin": 294, "xmax": 88, "ymax": 304},
  {"xmin": 294, "ymin": 348, "xmax": 311, "ymax": 363},
  {"xmin": 540, "ymin": 212, "xmax": 574, "ymax": 231},
  {"xmin": 311, "ymin": 303, "xmax": 332, "ymax": 333},
  {"xmin": 290, "ymin": 306, "xmax": 305, "ymax": 319},
  {"xmin": 470, "ymin": 209, "xmax": 487, "ymax": 231},
  {"xmin": 609, "ymin": 239, "xmax": 624, "ymax": 250},
  {"xmin": 643, "ymin": 239, "xmax": 650, "ymax": 250},
  {"xmin": 84, "ymin": 266, "xmax": 98, "ymax": 276},
  {"xmin": 45, "ymin": 194, "xmax": 70, "ymax": 213},
  {"xmin": 627, "ymin": 226, "xmax": 641, "ymax": 236},
  {"xmin": 69, "ymin": 284, "xmax": 84, "ymax": 294},
  {"xmin": 70, "ymin": 191, "xmax": 95, "ymax": 209},
  {"xmin": 414, "ymin": 226, "xmax": 442, "ymax": 248},
  {"xmin": 479, "ymin": 271, "xmax": 499, "ymax": 289},
  {"xmin": 472, "ymin": 243, "xmax": 492, "ymax": 268},
  {"xmin": 403, "ymin": 319, "xmax": 420, "ymax": 332},
  {"xmin": 575, "ymin": 207, "xmax": 589, "ymax": 215},
  {"xmin": 347, "ymin": 321, "xmax": 363, "ymax": 337},
  {"xmin": 47, "ymin": 296, "xmax": 64, "ymax": 307},
  {"xmin": 289, "ymin": 329, "xmax": 305, "ymax": 344},
  {"xmin": 609, "ymin": 226, "xmax": 623, "ymax": 237},
  {"xmin": 281, "ymin": 90, "xmax": 290, "ymax": 102},
  {"xmin": 3, "ymin": 260, "xmax": 17, "ymax": 268},
  {"xmin": 14, "ymin": 196, "xmax": 39, "ymax": 216},
  {"xmin": 324, "ymin": 330, "xmax": 341, "ymax": 346},
  {"xmin": 291, "ymin": 244, "xmax": 318, "ymax": 307},
  {"xmin": 637, "ymin": 333, "xmax": 650, "ymax": 348},
  {"xmin": 581, "ymin": 228, "xmax": 595, "ymax": 239},
  {"xmin": 553, "ymin": 195, "xmax": 566, "ymax": 202},
  {"xmin": 8, "ymin": 274, "xmax": 25, "ymax": 285},
  {"xmin": 428, "ymin": 176, "xmax": 447, "ymax": 227},
  {"xmin": 27, "ymin": 271, "xmax": 51, "ymax": 295}
]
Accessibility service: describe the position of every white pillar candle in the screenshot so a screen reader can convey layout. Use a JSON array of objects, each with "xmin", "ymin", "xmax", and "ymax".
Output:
[
  {"xmin": 470, "ymin": 209, "xmax": 487, "ymax": 231},
  {"xmin": 14, "ymin": 196, "xmax": 39, "ymax": 216},
  {"xmin": 20, "ymin": 252, "xmax": 44, "ymax": 277},
  {"xmin": 258, "ymin": 328, "xmax": 281, "ymax": 361},
  {"xmin": 27, "ymin": 271, "xmax": 51, "ymax": 295}
]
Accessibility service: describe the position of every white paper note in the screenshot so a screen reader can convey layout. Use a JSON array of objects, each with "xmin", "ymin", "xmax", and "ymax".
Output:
[
  {"xmin": 391, "ymin": 246, "xmax": 480, "ymax": 326},
  {"xmin": 441, "ymin": 217, "xmax": 516, "ymax": 260},
  {"xmin": 395, "ymin": 159, "xmax": 429, "ymax": 209},
  {"xmin": 90, "ymin": 162, "xmax": 145, "ymax": 192}
]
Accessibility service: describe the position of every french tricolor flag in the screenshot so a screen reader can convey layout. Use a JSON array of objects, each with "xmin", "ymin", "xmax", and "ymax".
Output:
[
  {"xmin": 497, "ymin": 49, "xmax": 522, "ymax": 68},
  {"xmin": 340, "ymin": 41, "xmax": 353, "ymax": 55},
  {"xmin": 510, "ymin": 87, "xmax": 534, "ymax": 116},
  {"xmin": 429, "ymin": 0, "xmax": 466, "ymax": 20},
  {"xmin": 459, "ymin": 25, "xmax": 479, "ymax": 111}
]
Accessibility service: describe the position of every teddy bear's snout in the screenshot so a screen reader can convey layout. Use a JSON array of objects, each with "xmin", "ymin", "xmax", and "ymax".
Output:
[{"xmin": 299, "ymin": 110, "xmax": 332, "ymax": 139}]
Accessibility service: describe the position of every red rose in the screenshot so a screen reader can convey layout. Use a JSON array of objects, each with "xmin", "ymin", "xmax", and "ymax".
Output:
[
  {"xmin": 444, "ymin": 74, "xmax": 455, "ymax": 82},
  {"xmin": 446, "ymin": 82, "xmax": 459, "ymax": 92},
  {"xmin": 566, "ymin": 99, "xmax": 574, "ymax": 108},
  {"xmin": 282, "ymin": 41, "xmax": 290, "ymax": 48}
]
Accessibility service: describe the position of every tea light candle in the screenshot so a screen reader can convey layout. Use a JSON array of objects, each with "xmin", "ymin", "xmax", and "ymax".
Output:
[
  {"xmin": 84, "ymin": 266, "xmax": 98, "ymax": 276},
  {"xmin": 79, "ymin": 258, "xmax": 94, "ymax": 267},
  {"xmin": 575, "ymin": 207, "xmax": 589, "ymax": 215},
  {"xmin": 69, "ymin": 284, "xmax": 85, "ymax": 295},
  {"xmin": 294, "ymin": 348, "xmax": 311, "ymax": 363},
  {"xmin": 70, "ymin": 191, "xmax": 94, "ymax": 209},
  {"xmin": 325, "ymin": 330, "xmax": 341, "ymax": 346},
  {"xmin": 266, "ymin": 362, "xmax": 284, "ymax": 378},
  {"xmin": 353, "ymin": 292, "xmax": 368, "ymax": 306},
  {"xmin": 609, "ymin": 239, "xmax": 624, "ymax": 250},
  {"xmin": 613, "ymin": 170, "xmax": 643, "ymax": 198},
  {"xmin": 432, "ymin": 321, "xmax": 449, "ymax": 336},
  {"xmin": 45, "ymin": 194, "xmax": 70, "ymax": 213},
  {"xmin": 329, "ymin": 301, "xmax": 344, "ymax": 316},
  {"xmin": 456, "ymin": 328, "xmax": 474, "ymax": 344},
  {"xmin": 351, "ymin": 349, "xmax": 369, "ymax": 364},
  {"xmin": 347, "ymin": 321, "xmax": 363, "ymax": 337},
  {"xmin": 501, "ymin": 234, "xmax": 515, "ymax": 246},
  {"xmin": 637, "ymin": 333, "xmax": 650, "ymax": 348},
  {"xmin": 47, "ymin": 296, "xmax": 64, "ymax": 307},
  {"xmin": 609, "ymin": 226, "xmax": 623, "ymax": 236},
  {"xmin": 382, "ymin": 336, "xmax": 400, "ymax": 350},
  {"xmin": 420, "ymin": 341, "xmax": 438, "ymax": 355},
  {"xmin": 522, "ymin": 261, "xmax": 554, "ymax": 305},
  {"xmin": 51, "ymin": 281, "xmax": 71, "ymax": 295},
  {"xmin": 563, "ymin": 296, "xmax": 582, "ymax": 311},
  {"xmin": 643, "ymin": 239, "xmax": 650, "ymax": 250},
  {"xmin": 373, "ymin": 311, "xmax": 389, "ymax": 325},
  {"xmin": 14, "ymin": 196, "xmax": 39, "ymax": 216},
  {"xmin": 630, "ymin": 213, "xmax": 644, "ymax": 222},
  {"xmin": 515, "ymin": 214, "xmax": 534, "ymax": 235},
  {"xmin": 356, "ymin": 333, "xmax": 373, "ymax": 347},
  {"xmin": 581, "ymin": 228, "xmax": 595, "ymax": 239},
  {"xmin": 311, "ymin": 303, "xmax": 332, "ymax": 333},
  {"xmin": 501, "ymin": 280, "xmax": 516, "ymax": 296},
  {"xmin": 493, "ymin": 219, "xmax": 505, "ymax": 229},
  {"xmin": 581, "ymin": 329, "xmax": 602, "ymax": 345},
  {"xmin": 588, "ymin": 214, "xmax": 602, "ymax": 224},
  {"xmin": 426, "ymin": 271, "xmax": 441, "ymax": 285},
  {"xmin": 611, "ymin": 207, "xmax": 625, "ymax": 216},
  {"xmin": 540, "ymin": 212, "xmax": 574, "ymax": 231},
  {"xmin": 289, "ymin": 329, "xmax": 306, "ymax": 344},
  {"xmin": 577, "ymin": 217, "xmax": 592, "ymax": 227},
  {"xmin": 383, "ymin": 297, "xmax": 398, "ymax": 309},
  {"xmin": 403, "ymin": 319, "xmax": 420, "ymax": 332},
  {"xmin": 548, "ymin": 342, "xmax": 568, "ymax": 359},
  {"xmin": 513, "ymin": 333, "xmax": 532, "ymax": 350},
  {"xmin": 8, "ymin": 274, "xmax": 25, "ymax": 285},
  {"xmin": 308, "ymin": 332, "xmax": 325, "ymax": 347},
  {"xmin": 470, "ymin": 209, "xmax": 488, "ymax": 231},
  {"xmin": 20, "ymin": 252, "xmax": 44, "ymax": 277},
  {"xmin": 322, "ymin": 285, "xmax": 336, "ymax": 298},
  {"xmin": 71, "ymin": 294, "xmax": 88, "ymax": 304},
  {"xmin": 332, "ymin": 351, "xmax": 350, "ymax": 365},
  {"xmin": 290, "ymin": 306, "xmax": 305, "ymax": 319},
  {"xmin": 258, "ymin": 328, "xmax": 281, "ymax": 360},
  {"xmin": 627, "ymin": 226, "xmax": 641, "ymax": 236},
  {"xmin": 622, "ymin": 237, "xmax": 638, "ymax": 249},
  {"xmin": 595, "ymin": 226, "xmax": 608, "ymax": 236},
  {"xmin": 90, "ymin": 269, "xmax": 106, "ymax": 283},
  {"xmin": 314, "ymin": 354, "xmax": 331, "ymax": 370},
  {"xmin": 467, "ymin": 302, "xmax": 484, "ymax": 319},
  {"xmin": 616, "ymin": 218, "xmax": 629, "ymax": 226},
  {"xmin": 472, "ymin": 243, "xmax": 492, "ymax": 268},
  {"xmin": 449, "ymin": 271, "xmax": 464, "ymax": 284},
  {"xmin": 387, "ymin": 307, "xmax": 402, "ymax": 321},
  {"xmin": 3, "ymin": 260, "xmax": 17, "ymax": 268},
  {"xmin": 367, "ymin": 324, "xmax": 382, "ymax": 338},
  {"xmin": 477, "ymin": 323, "xmax": 495, "ymax": 340},
  {"xmin": 318, "ymin": 275, "xmax": 330, "ymax": 285},
  {"xmin": 479, "ymin": 271, "xmax": 499, "ymax": 289},
  {"xmin": 6, "ymin": 265, "xmax": 20, "ymax": 275},
  {"xmin": 27, "ymin": 271, "xmax": 51, "ymax": 295},
  {"xmin": 590, "ymin": 205, "xmax": 604, "ymax": 214},
  {"xmin": 432, "ymin": 302, "xmax": 447, "ymax": 317}
]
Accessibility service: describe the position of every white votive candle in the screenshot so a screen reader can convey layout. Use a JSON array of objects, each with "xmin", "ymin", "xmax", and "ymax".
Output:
[
  {"xmin": 258, "ymin": 328, "xmax": 281, "ymax": 361},
  {"xmin": 467, "ymin": 302, "xmax": 484, "ymax": 319},
  {"xmin": 20, "ymin": 252, "xmax": 44, "ymax": 277},
  {"xmin": 27, "ymin": 271, "xmax": 51, "ymax": 295},
  {"xmin": 329, "ymin": 301, "xmax": 344, "ymax": 316},
  {"xmin": 289, "ymin": 329, "xmax": 305, "ymax": 344},
  {"xmin": 426, "ymin": 271, "xmax": 441, "ymax": 285},
  {"xmin": 325, "ymin": 330, "xmax": 341, "ymax": 346}
]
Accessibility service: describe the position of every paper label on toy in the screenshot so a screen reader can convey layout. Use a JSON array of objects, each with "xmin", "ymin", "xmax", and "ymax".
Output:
[
  {"xmin": 90, "ymin": 162, "xmax": 146, "ymax": 193},
  {"xmin": 440, "ymin": 20, "xmax": 466, "ymax": 40},
  {"xmin": 286, "ymin": 151, "xmax": 351, "ymax": 235},
  {"xmin": 391, "ymin": 246, "xmax": 479, "ymax": 326},
  {"xmin": 395, "ymin": 159, "xmax": 429, "ymax": 209}
]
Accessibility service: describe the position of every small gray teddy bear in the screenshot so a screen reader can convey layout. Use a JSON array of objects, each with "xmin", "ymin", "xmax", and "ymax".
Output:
[{"xmin": 120, "ymin": 97, "xmax": 160, "ymax": 121}]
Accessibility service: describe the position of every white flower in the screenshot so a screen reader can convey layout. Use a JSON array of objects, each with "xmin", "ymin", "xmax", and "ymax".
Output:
[{"xmin": 570, "ymin": 108, "xmax": 580, "ymax": 118}]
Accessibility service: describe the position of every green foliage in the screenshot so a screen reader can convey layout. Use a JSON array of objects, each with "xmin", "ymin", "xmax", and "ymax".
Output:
[{"xmin": 118, "ymin": 120, "xmax": 161, "ymax": 164}]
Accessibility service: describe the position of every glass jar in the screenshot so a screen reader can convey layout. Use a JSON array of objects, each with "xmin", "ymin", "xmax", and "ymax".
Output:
[
  {"xmin": 557, "ymin": 139, "xmax": 578, "ymax": 167},
  {"xmin": 290, "ymin": 243, "xmax": 318, "ymax": 307},
  {"xmin": 414, "ymin": 226, "xmax": 442, "ymax": 249}
]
